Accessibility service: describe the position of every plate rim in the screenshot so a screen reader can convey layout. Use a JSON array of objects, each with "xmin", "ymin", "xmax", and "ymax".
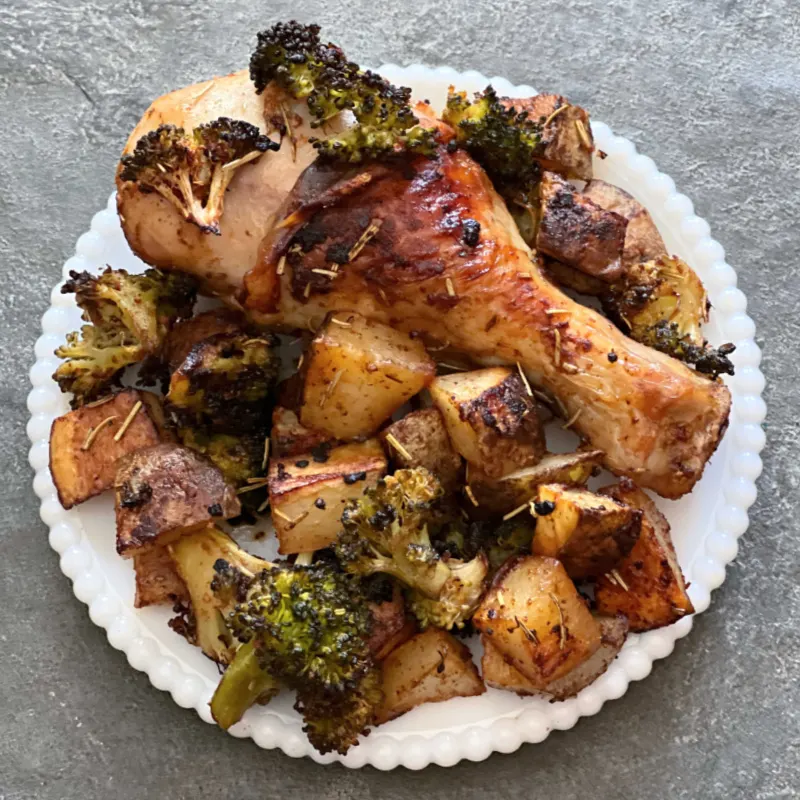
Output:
[{"xmin": 26, "ymin": 64, "xmax": 766, "ymax": 770}]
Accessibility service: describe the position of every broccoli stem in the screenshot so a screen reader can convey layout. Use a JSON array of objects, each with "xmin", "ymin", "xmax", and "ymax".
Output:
[{"xmin": 210, "ymin": 640, "xmax": 279, "ymax": 730}]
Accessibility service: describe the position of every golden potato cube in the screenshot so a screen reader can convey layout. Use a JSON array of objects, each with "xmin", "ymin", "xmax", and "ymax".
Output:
[
  {"xmin": 49, "ymin": 389, "xmax": 165, "ymax": 509},
  {"xmin": 595, "ymin": 479, "xmax": 694, "ymax": 631},
  {"xmin": 115, "ymin": 443, "xmax": 241, "ymax": 558},
  {"xmin": 380, "ymin": 408, "xmax": 462, "ymax": 491},
  {"xmin": 299, "ymin": 312, "xmax": 436, "ymax": 440},
  {"xmin": 268, "ymin": 439, "xmax": 387, "ymax": 554},
  {"xmin": 481, "ymin": 614, "xmax": 628, "ymax": 699},
  {"xmin": 375, "ymin": 628, "xmax": 486, "ymax": 724},
  {"xmin": 468, "ymin": 450, "xmax": 603, "ymax": 513},
  {"xmin": 473, "ymin": 555, "xmax": 601, "ymax": 688},
  {"xmin": 133, "ymin": 546, "xmax": 188, "ymax": 608},
  {"xmin": 430, "ymin": 367, "xmax": 545, "ymax": 479},
  {"xmin": 532, "ymin": 484, "xmax": 642, "ymax": 579}
]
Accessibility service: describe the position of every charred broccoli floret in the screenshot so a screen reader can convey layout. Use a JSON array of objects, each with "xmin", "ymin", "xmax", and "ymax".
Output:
[
  {"xmin": 119, "ymin": 117, "xmax": 279, "ymax": 234},
  {"xmin": 334, "ymin": 468, "xmax": 489, "ymax": 629},
  {"xmin": 250, "ymin": 21, "xmax": 436, "ymax": 162},
  {"xmin": 213, "ymin": 560, "xmax": 381, "ymax": 754},
  {"xmin": 443, "ymin": 86, "xmax": 543, "ymax": 202},
  {"xmin": 485, "ymin": 517, "xmax": 536, "ymax": 573},
  {"xmin": 177, "ymin": 429, "xmax": 266, "ymax": 488},
  {"xmin": 54, "ymin": 268, "xmax": 197, "ymax": 406},
  {"xmin": 603, "ymin": 256, "xmax": 735, "ymax": 379}
]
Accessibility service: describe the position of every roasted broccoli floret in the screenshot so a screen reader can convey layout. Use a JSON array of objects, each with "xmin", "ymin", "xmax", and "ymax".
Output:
[
  {"xmin": 485, "ymin": 517, "xmax": 536, "ymax": 573},
  {"xmin": 334, "ymin": 468, "xmax": 488, "ymax": 629},
  {"xmin": 250, "ymin": 21, "xmax": 436, "ymax": 162},
  {"xmin": 119, "ymin": 117, "xmax": 279, "ymax": 234},
  {"xmin": 214, "ymin": 560, "xmax": 381, "ymax": 754},
  {"xmin": 54, "ymin": 267, "xmax": 197, "ymax": 406},
  {"xmin": 603, "ymin": 256, "xmax": 735, "ymax": 379},
  {"xmin": 177, "ymin": 429, "xmax": 266, "ymax": 488},
  {"xmin": 443, "ymin": 86, "xmax": 542, "ymax": 202}
]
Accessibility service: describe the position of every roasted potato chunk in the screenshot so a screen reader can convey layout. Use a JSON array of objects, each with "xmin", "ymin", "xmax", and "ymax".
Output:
[
  {"xmin": 133, "ymin": 546, "xmax": 187, "ymax": 608},
  {"xmin": 375, "ymin": 628, "xmax": 486, "ymax": 724},
  {"xmin": 271, "ymin": 406, "xmax": 335, "ymax": 458},
  {"xmin": 582, "ymin": 179, "xmax": 667, "ymax": 268},
  {"xmin": 595, "ymin": 479, "xmax": 694, "ymax": 630},
  {"xmin": 367, "ymin": 585, "xmax": 416, "ymax": 661},
  {"xmin": 536, "ymin": 172, "xmax": 627, "ymax": 282},
  {"xmin": 430, "ymin": 367, "xmax": 545, "ymax": 479},
  {"xmin": 481, "ymin": 614, "xmax": 628, "ymax": 699},
  {"xmin": 115, "ymin": 443, "xmax": 240, "ymax": 558},
  {"xmin": 300, "ymin": 312, "xmax": 436, "ymax": 440},
  {"xmin": 531, "ymin": 484, "xmax": 642, "ymax": 579},
  {"xmin": 473, "ymin": 556, "xmax": 601, "ymax": 688},
  {"xmin": 163, "ymin": 308, "xmax": 248, "ymax": 372},
  {"xmin": 49, "ymin": 389, "xmax": 165, "ymax": 509},
  {"xmin": 268, "ymin": 439, "xmax": 387, "ymax": 554},
  {"xmin": 380, "ymin": 408, "xmax": 462, "ymax": 491},
  {"xmin": 504, "ymin": 94, "xmax": 594, "ymax": 180},
  {"xmin": 468, "ymin": 450, "xmax": 603, "ymax": 513}
]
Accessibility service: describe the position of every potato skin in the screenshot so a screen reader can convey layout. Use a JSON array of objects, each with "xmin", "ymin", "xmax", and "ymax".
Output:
[
  {"xmin": 380, "ymin": 408, "xmax": 463, "ymax": 491},
  {"xmin": 375, "ymin": 628, "xmax": 485, "ymax": 724},
  {"xmin": 594, "ymin": 479, "xmax": 694, "ymax": 630},
  {"xmin": 163, "ymin": 309, "xmax": 248, "ymax": 372},
  {"xmin": 473, "ymin": 555, "xmax": 601, "ymax": 688},
  {"xmin": 115, "ymin": 443, "xmax": 240, "ymax": 557},
  {"xmin": 271, "ymin": 406, "xmax": 335, "ymax": 458},
  {"xmin": 430, "ymin": 367, "xmax": 546, "ymax": 479},
  {"xmin": 49, "ymin": 389, "xmax": 164, "ymax": 509},
  {"xmin": 133, "ymin": 546, "xmax": 188, "ymax": 608},
  {"xmin": 532, "ymin": 484, "xmax": 642, "ymax": 579},
  {"xmin": 367, "ymin": 586, "xmax": 416, "ymax": 661}
]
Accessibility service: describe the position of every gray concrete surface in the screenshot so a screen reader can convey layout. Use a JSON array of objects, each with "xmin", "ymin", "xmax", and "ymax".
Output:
[{"xmin": 1, "ymin": 1, "xmax": 797, "ymax": 798}]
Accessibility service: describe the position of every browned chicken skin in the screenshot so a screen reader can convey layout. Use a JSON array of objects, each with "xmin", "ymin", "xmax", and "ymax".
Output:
[
  {"xmin": 242, "ymin": 125, "xmax": 730, "ymax": 498},
  {"xmin": 116, "ymin": 80, "xmax": 730, "ymax": 498}
]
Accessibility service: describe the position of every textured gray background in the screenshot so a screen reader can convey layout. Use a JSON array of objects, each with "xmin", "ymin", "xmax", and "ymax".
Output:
[{"xmin": 1, "ymin": 1, "xmax": 797, "ymax": 798}]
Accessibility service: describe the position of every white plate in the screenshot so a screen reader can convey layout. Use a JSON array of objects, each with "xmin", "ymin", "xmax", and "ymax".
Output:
[{"xmin": 27, "ymin": 65, "xmax": 766, "ymax": 769}]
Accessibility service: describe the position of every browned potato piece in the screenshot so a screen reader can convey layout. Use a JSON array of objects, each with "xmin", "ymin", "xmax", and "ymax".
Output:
[
  {"xmin": 367, "ymin": 586, "xmax": 417, "ymax": 661},
  {"xmin": 430, "ymin": 367, "xmax": 545, "ymax": 479},
  {"xmin": 133, "ymin": 546, "xmax": 188, "ymax": 608},
  {"xmin": 375, "ymin": 628, "xmax": 486, "ymax": 724},
  {"xmin": 300, "ymin": 312, "xmax": 436, "ymax": 440},
  {"xmin": 582, "ymin": 179, "xmax": 667, "ymax": 267},
  {"xmin": 468, "ymin": 450, "xmax": 603, "ymax": 513},
  {"xmin": 536, "ymin": 172, "xmax": 628, "ymax": 282},
  {"xmin": 380, "ymin": 408, "xmax": 462, "ymax": 491},
  {"xmin": 271, "ymin": 406, "xmax": 335, "ymax": 458},
  {"xmin": 49, "ymin": 389, "xmax": 164, "ymax": 509},
  {"xmin": 268, "ymin": 439, "xmax": 387, "ymax": 554},
  {"xmin": 481, "ymin": 614, "xmax": 628, "ymax": 699},
  {"xmin": 163, "ymin": 308, "xmax": 247, "ymax": 372},
  {"xmin": 115, "ymin": 443, "xmax": 240, "ymax": 558},
  {"xmin": 595, "ymin": 479, "xmax": 694, "ymax": 630},
  {"xmin": 473, "ymin": 556, "xmax": 601, "ymax": 688},
  {"xmin": 542, "ymin": 257, "xmax": 606, "ymax": 297},
  {"xmin": 531, "ymin": 484, "xmax": 642, "ymax": 579},
  {"xmin": 504, "ymin": 94, "xmax": 594, "ymax": 180}
]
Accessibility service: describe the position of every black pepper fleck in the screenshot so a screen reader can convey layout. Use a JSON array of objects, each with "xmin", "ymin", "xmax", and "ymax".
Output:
[
  {"xmin": 608, "ymin": 351, "xmax": 618, "ymax": 363},
  {"xmin": 343, "ymin": 471, "xmax": 367, "ymax": 485},
  {"xmin": 533, "ymin": 500, "xmax": 556, "ymax": 516},
  {"xmin": 314, "ymin": 498, "xmax": 326, "ymax": 510},
  {"xmin": 294, "ymin": 460, "xmax": 310, "ymax": 468},
  {"xmin": 462, "ymin": 218, "xmax": 481, "ymax": 247},
  {"xmin": 207, "ymin": 503, "xmax": 223, "ymax": 517}
]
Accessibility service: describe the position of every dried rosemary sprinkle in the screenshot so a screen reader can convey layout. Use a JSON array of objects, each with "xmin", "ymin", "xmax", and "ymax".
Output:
[
  {"xmin": 445, "ymin": 277, "xmax": 456, "ymax": 297},
  {"xmin": 549, "ymin": 593, "xmax": 566, "ymax": 649},
  {"xmin": 385, "ymin": 433, "xmax": 412, "ymax": 461},
  {"xmin": 438, "ymin": 363, "xmax": 468, "ymax": 372},
  {"xmin": 272, "ymin": 508, "xmax": 294, "ymax": 523},
  {"xmin": 348, "ymin": 218, "xmax": 382, "ymax": 262},
  {"xmin": 543, "ymin": 103, "xmax": 571, "ymax": 128},
  {"xmin": 303, "ymin": 283, "xmax": 312, "ymax": 298},
  {"xmin": 562, "ymin": 408, "xmax": 582, "ymax": 430},
  {"xmin": 297, "ymin": 354, "xmax": 304, "ymax": 370},
  {"xmin": 503, "ymin": 503, "xmax": 529, "ymax": 521},
  {"xmin": 561, "ymin": 363, "xmax": 580, "ymax": 374},
  {"xmin": 318, "ymin": 369, "xmax": 343, "ymax": 408},
  {"xmin": 517, "ymin": 272, "xmax": 532, "ymax": 280},
  {"xmin": 311, "ymin": 268, "xmax": 339, "ymax": 279},
  {"xmin": 276, "ymin": 255, "xmax": 286, "ymax": 276},
  {"xmin": 672, "ymin": 606, "xmax": 687, "ymax": 616},
  {"xmin": 427, "ymin": 340, "xmax": 451, "ymax": 352},
  {"xmin": 257, "ymin": 497, "xmax": 271, "ymax": 513},
  {"xmin": 515, "ymin": 616, "xmax": 539, "ymax": 644},
  {"xmin": 81, "ymin": 415, "xmax": 118, "ymax": 451},
  {"xmin": 610, "ymin": 569, "xmax": 629, "ymax": 591},
  {"xmin": 113, "ymin": 400, "xmax": 142, "ymax": 442},
  {"xmin": 222, "ymin": 149, "xmax": 263, "ymax": 171},
  {"xmin": 553, "ymin": 328, "xmax": 562, "ymax": 367},
  {"xmin": 464, "ymin": 485, "xmax": 480, "ymax": 507},
  {"xmin": 237, "ymin": 480, "xmax": 269, "ymax": 495},
  {"xmin": 545, "ymin": 308, "xmax": 570, "ymax": 316},
  {"xmin": 605, "ymin": 571, "xmax": 618, "ymax": 586},
  {"xmin": 574, "ymin": 118, "xmax": 592, "ymax": 150},
  {"xmin": 516, "ymin": 362, "xmax": 533, "ymax": 397},
  {"xmin": 85, "ymin": 395, "xmax": 115, "ymax": 409},
  {"xmin": 278, "ymin": 101, "xmax": 297, "ymax": 161},
  {"xmin": 330, "ymin": 317, "xmax": 352, "ymax": 327}
]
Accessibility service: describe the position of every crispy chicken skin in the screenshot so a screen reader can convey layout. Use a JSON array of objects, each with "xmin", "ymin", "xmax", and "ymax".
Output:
[
  {"xmin": 115, "ymin": 70, "xmax": 332, "ymax": 297},
  {"xmin": 243, "ymin": 116, "xmax": 730, "ymax": 498}
]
